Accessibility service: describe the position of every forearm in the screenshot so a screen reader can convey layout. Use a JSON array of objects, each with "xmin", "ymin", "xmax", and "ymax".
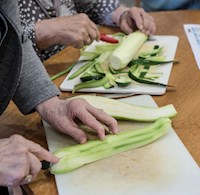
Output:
[
  {"xmin": 13, "ymin": 38, "xmax": 60, "ymax": 114},
  {"xmin": 34, "ymin": 19, "xmax": 60, "ymax": 50}
]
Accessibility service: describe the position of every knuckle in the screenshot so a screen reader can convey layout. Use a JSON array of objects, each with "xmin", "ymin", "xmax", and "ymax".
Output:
[
  {"xmin": 138, "ymin": 7, "xmax": 145, "ymax": 12},
  {"xmin": 72, "ymin": 98, "xmax": 86, "ymax": 106},
  {"xmin": 10, "ymin": 134, "xmax": 24, "ymax": 142},
  {"xmin": 31, "ymin": 165, "xmax": 41, "ymax": 176},
  {"xmin": 11, "ymin": 172, "xmax": 25, "ymax": 185},
  {"xmin": 79, "ymin": 13, "xmax": 88, "ymax": 19},
  {"xmin": 97, "ymin": 108, "xmax": 106, "ymax": 114}
]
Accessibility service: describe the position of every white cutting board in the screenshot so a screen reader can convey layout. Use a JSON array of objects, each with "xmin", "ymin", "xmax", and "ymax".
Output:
[
  {"xmin": 43, "ymin": 95, "xmax": 200, "ymax": 195},
  {"xmin": 60, "ymin": 36, "xmax": 179, "ymax": 95}
]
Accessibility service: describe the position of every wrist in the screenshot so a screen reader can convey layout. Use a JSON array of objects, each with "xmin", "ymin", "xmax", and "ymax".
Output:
[
  {"xmin": 36, "ymin": 96, "xmax": 59, "ymax": 115},
  {"xmin": 35, "ymin": 19, "xmax": 58, "ymax": 50},
  {"xmin": 112, "ymin": 6, "xmax": 129, "ymax": 26}
]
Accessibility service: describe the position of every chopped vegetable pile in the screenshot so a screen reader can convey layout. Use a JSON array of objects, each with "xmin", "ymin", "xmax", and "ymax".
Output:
[{"xmin": 51, "ymin": 30, "xmax": 178, "ymax": 92}]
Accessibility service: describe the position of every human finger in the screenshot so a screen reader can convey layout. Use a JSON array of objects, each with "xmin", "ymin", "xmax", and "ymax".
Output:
[
  {"xmin": 88, "ymin": 19, "xmax": 100, "ymax": 41},
  {"xmin": 87, "ymin": 28, "xmax": 99, "ymax": 44},
  {"xmin": 73, "ymin": 37, "xmax": 85, "ymax": 48},
  {"xmin": 128, "ymin": 8, "xmax": 144, "ymax": 31},
  {"xmin": 146, "ymin": 16, "xmax": 156, "ymax": 35},
  {"xmin": 28, "ymin": 153, "xmax": 42, "ymax": 178},
  {"xmin": 76, "ymin": 108, "xmax": 106, "ymax": 140},
  {"xmin": 56, "ymin": 118, "xmax": 88, "ymax": 144},
  {"xmin": 120, "ymin": 17, "xmax": 134, "ymax": 34},
  {"xmin": 24, "ymin": 139, "xmax": 58, "ymax": 163},
  {"xmin": 87, "ymin": 106, "xmax": 118, "ymax": 135},
  {"xmin": 140, "ymin": 13, "xmax": 152, "ymax": 35}
]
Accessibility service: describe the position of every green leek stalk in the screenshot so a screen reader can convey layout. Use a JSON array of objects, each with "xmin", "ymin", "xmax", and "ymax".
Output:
[
  {"xmin": 70, "ymin": 95, "xmax": 177, "ymax": 121},
  {"xmin": 50, "ymin": 118, "xmax": 171, "ymax": 174},
  {"xmin": 110, "ymin": 31, "xmax": 148, "ymax": 70}
]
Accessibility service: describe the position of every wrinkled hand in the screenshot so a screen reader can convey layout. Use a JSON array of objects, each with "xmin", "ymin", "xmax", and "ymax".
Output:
[
  {"xmin": 35, "ymin": 13, "xmax": 100, "ymax": 50},
  {"xmin": 119, "ymin": 7, "xmax": 156, "ymax": 35},
  {"xmin": 36, "ymin": 97, "xmax": 118, "ymax": 144},
  {"xmin": 0, "ymin": 135, "xmax": 58, "ymax": 186}
]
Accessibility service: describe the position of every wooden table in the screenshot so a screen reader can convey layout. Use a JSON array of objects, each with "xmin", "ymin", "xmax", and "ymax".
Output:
[{"xmin": 0, "ymin": 10, "xmax": 200, "ymax": 194}]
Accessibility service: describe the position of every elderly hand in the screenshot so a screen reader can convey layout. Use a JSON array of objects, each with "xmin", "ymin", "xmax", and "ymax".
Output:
[
  {"xmin": 0, "ymin": 135, "xmax": 58, "ymax": 186},
  {"xmin": 113, "ymin": 6, "xmax": 156, "ymax": 35},
  {"xmin": 35, "ymin": 13, "xmax": 100, "ymax": 50},
  {"xmin": 36, "ymin": 97, "xmax": 118, "ymax": 144}
]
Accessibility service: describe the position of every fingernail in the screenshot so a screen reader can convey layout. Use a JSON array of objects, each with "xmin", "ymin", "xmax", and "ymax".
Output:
[
  {"xmin": 80, "ymin": 137, "xmax": 87, "ymax": 144},
  {"xmin": 100, "ymin": 134, "xmax": 105, "ymax": 140},
  {"xmin": 113, "ymin": 128, "xmax": 119, "ymax": 134}
]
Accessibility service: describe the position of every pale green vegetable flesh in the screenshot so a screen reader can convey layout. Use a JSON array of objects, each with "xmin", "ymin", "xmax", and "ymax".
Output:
[
  {"xmin": 70, "ymin": 95, "xmax": 177, "ymax": 121},
  {"xmin": 50, "ymin": 118, "xmax": 172, "ymax": 174},
  {"xmin": 110, "ymin": 31, "xmax": 148, "ymax": 70}
]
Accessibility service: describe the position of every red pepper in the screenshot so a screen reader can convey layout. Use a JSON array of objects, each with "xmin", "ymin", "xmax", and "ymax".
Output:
[{"xmin": 100, "ymin": 33, "xmax": 119, "ymax": 44}]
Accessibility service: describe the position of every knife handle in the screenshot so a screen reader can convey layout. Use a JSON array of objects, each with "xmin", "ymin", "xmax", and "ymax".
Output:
[{"xmin": 41, "ymin": 160, "xmax": 51, "ymax": 170}]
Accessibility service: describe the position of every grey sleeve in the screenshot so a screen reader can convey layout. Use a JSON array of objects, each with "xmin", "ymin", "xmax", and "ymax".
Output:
[
  {"xmin": 13, "ymin": 38, "xmax": 60, "ymax": 114},
  {"xmin": 74, "ymin": 0, "xmax": 121, "ymax": 26}
]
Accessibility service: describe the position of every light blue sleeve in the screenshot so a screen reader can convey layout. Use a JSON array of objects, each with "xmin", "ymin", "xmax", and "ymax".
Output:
[{"xmin": 141, "ymin": 0, "xmax": 200, "ymax": 12}]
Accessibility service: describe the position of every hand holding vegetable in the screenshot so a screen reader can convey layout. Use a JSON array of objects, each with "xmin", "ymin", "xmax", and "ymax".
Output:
[
  {"xmin": 36, "ymin": 97, "xmax": 118, "ymax": 144},
  {"xmin": 35, "ymin": 13, "xmax": 100, "ymax": 50},
  {"xmin": 113, "ymin": 6, "xmax": 156, "ymax": 35},
  {"xmin": 0, "ymin": 135, "xmax": 58, "ymax": 186}
]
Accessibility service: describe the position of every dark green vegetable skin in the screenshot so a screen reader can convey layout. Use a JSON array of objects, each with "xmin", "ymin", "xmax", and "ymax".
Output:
[
  {"xmin": 73, "ymin": 76, "xmax": 109, "ymax": 93},
  {"xmin": 128, "ymin": 69, "xmax": 171, "ymax": 87}
]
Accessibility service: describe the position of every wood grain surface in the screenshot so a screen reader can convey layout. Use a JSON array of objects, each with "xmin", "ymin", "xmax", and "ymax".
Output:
[{"xmin": 0, "ymin": 10, "xmax": 199, "ymax": 195}]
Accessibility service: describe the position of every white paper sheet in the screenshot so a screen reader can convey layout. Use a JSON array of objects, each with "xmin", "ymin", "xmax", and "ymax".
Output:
[{"xmin": 184, "ymin": 24, "xmax": 200, "ymax": 69}]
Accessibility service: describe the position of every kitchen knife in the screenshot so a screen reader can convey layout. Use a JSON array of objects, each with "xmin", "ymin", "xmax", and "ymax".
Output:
[{"xmin": 41, "ymin": 160, "xmax": 51, "ymax": 170}]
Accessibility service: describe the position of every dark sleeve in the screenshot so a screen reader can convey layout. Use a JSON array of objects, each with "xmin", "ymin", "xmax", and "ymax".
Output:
[{"xmin": 74, "ymin": 0, "xmax": 121, "ymax": 26}]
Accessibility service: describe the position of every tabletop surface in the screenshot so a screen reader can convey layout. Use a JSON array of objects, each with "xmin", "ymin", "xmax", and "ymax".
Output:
[{"xmin": 0, "ymin": 10, "xmax": 200, "ymax": 195}]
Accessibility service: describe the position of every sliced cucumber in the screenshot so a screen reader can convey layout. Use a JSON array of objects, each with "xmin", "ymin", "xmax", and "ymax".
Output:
[{"xmin": 115, "ymin": 76, "xmax": 132, "ymax": 87}]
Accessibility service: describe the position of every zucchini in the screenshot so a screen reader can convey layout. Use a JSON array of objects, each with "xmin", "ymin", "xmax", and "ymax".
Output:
[
  {"xmin": 110, "ymin": 31, "xmax": 148, "ymax": 70},
  {"xmin": 50, "ymin": 118, "xmax": 172, "ymax": 174},
  {"xmin": 73, "ymin": 76, "xmax": 109, "ymax": 93},
  {"xmin": 128, "ymin": 66, "xmax": 171, "ymax": 87},
  {"xmin": 68, "ymin": 61, "xmax": 96, "ymax": 80},
  {"xmin": 115, "ymin": 75, "xmax": 132, "ymax": 87},
  {"xmin": 80, "ymin": 74, "xmax": 104, "ymax": 82},
  {"xmin": 138, "ymin": 47, "xmax": 163, "ymax": 59},
  {"xmin": 70, "ymin": 95, "xmax": 177, "ymax": 121}
]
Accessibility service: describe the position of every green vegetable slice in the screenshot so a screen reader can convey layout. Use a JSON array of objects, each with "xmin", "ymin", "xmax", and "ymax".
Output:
[
  {"xmin": 129, "ymin": 66, "xmax": 173, "ymax": 87},
  {"xmin": 50, "ymin": 118, "xmax": 172, "ymax": 174},
  {"xmin": 70, "ymin": 95, "xmax": 177, "ymax": 121},
  {"xmin": 68, "ymin": 61, "xmax": 96, "ymax": 80},
  {"xmin": 115, "ymin": 75, "xmax": 132, "ymax": 87},
  {"xmin": 73, "ymin": 76, "xmax": 109, "ymax": 93}
]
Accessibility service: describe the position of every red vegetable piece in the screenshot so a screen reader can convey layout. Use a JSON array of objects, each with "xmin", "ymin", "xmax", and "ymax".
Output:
[{"xmin": 100, "ymin": 33, "xmax": 119, "ymax": 44}]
